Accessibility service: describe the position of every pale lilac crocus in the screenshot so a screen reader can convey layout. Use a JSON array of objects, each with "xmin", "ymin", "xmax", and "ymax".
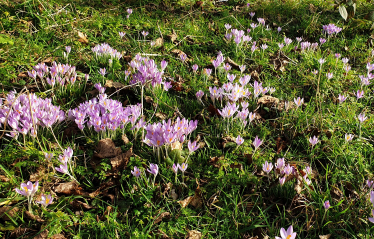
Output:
[
  {"xmin": 283, "ymin": 164, "xmax": 293, "ymax": 176},
  {"xmin": 294, "ymin": 97, "xmax": 304, "ymax": 108},
  {"xmin": 126, "ymin": 8, "xmax": 132, "ymax": 18},
  {"xmin": 303, "ymin": 175, "xmax": 311, "ymax": 185},
  {"xmin": 44, "ymin": 152, "xmax": 53, "ymax": 161},
  {"xmin": 276, "ymin": 158, "xmax": 285, "ymax": 171},
  {"xmin": 279, "ymin": 176, "xmax": 286, "ymax": 186},
  {"xmin": 249, "ymin": 12, "xmax": 255, "ymax": 18},
  {"xmin": 239, "ymin": 65, "xmax": 246, "ymax": 73},
  {"xmin": 188, "ymin": 140, "xmax": 199, "ymax": 153},
  {"xmin": 119, "ymin": 32, "xmax": 126, "ymax": 38},
  {"xmin": 179, "ymin": 163, "xmax": 188, "ymax": 172},
  {"xmin": 55, "ymin": 163, "xmax": 69, "ymax": 175},
  {"xmin": 358, "ymin": 113, "xmax": 368, "ymax": 123},
  {"xmin": 326, "ymin": 72, "xmax": 333, "ymax": 79},
  {"xmin": 236, "ymin": 135, "xmax": 244, "ymax": 146},
  {"xmin": 172, "ymin": 163, "xmax": 179, "ymax": 174},
  {"xmin": 141, "ymin": 31, "xmax": 149, "ymax": 37},
  {"xmin": 319, "ymin": 38, "xmax": 326, "ymax": 44},
  {"xmin": 371, "ymin": 191, "xmax": 374, "ymax": 206},
  {"xmin": 338, "ymin": 94, "xmax": 347, "ymax": 103},
  {"xmin": 311, "ymin": 69, "xmax": 318, "ymax": 75},
  {"xmin": 356, "ymin": 90, "xmax": 364, "ymax": 99},
  {"xmin": 99, "ymin": 68, "xmax": 106, "ymax": 77},
  {"xmin": 180, "ymin": 53, "xmax": 187, "ymax": 62},
  {"xmin": 275, "ymin": 225, "xmax": 296, "ymax": 239},
  {"xmin": 324, "ymin": 200, "xmax": 330, "ymax": 210},
  {"xmin": 309, "ymin": 135, "xmax": 319, "ymax": 147},
  {"xmin": 15, "ymin": 181, "xmax": 39, "ymax": 212},
  {"xmin": 367, "ymin": 179, "xmax": 374, "ymax": 189},
  {"xmin": 277, "ymin": 27, "xmax": 282, "ymax": 33},
  {"xmin": 131, "ymin": 166, "xmax": 141, "ymax": 178},
  {"xmin": 262, "ymin": 161, "xmax": 273, "ymax": 174},
  {"xmin": 345, "ymin": 133, "xmax": 354, "ymax": 142},
  {"xmin": 252, "ymin": 136, "xmax": 262, "ymax": 151},
  {"xmin": 342, "ymin": 57, "xmax": 349, "ymax": 64},
  {"xmin": 318, "ymin": 58, "xmax": 326, "ymax": 65},
  {"xmin": 36, "ymin": 194, "xmax": 54, "ymax": 207},
  {"xmin": 192, "ymin": 64, "xmax": 198, "ymax": 73}
]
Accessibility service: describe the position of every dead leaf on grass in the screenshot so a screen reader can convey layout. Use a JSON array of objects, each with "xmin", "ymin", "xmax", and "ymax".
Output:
[
  {"xmin": 89, "ymin": 181, "xmax": 116, "ymax": 198},
  {"xmin": 154, "ymin": 212, "xmax": 171, "ymax": 224},
  {"xmin": 77, "ymin": 31, "xmax": 89, "ymax": 44},
  {"xmin": 94, "ymin": 138, "xmax": 122, "ymax": 159},
  {"xmin": 257, "ymin": 95, "xmax": 280, "ymax": 107},
  {"xmin": 25, "ymin": 211, "xmax": 45, "ymax": 222},
  {"xmin": 110, "ymin": 147, "xmax": 132, "ymax": 171},
  {"xmin": 171, "ymin": 189, "xmax": 178, "ymax": 200},
  {"xmin": 50, "ymin": 234, "xmax": 67, "ymax": 239},
  {"xmin": 155, "ymin": 112, "xmax": 168, "ymax": 120},
  {"xmin": 54, "ymin": 181, "xmax": 87, "ymax": 196},
  {"xmin": 319, "ymin": 235, "xmax": 331, "ymax": 239},
  {"xmin": 105, "ymin": 80, "xmax": 125, "ymax": 89},
  {"xmin": 70, "ymin": 199, "xmax": 94, "ymax": 210},
  {"xmin": 122, "ymin": 134, "xmax": 130, "ymax": 144},
  {"xmin": 209, "ymin": 155, "xmax": 224, "ymax": 168},
  {"xmin": 0, "ymin": 175, "xmax": 10, "ymax": 182},
  {"xmin": 178, "ymin": 182, "xmax": 202, "ymax": 208},
  {"xmin": 154, "ymin": 37, "xmax": 164, "ymax": 48},
  {"xmin": 171, "ymin": 141, "xmax": 183, "ymax": 150},
  {"xmin": 186, "ymin": 230, "xmax": 202, "ymax": 239},
  {"xmin": 167, "ymin": 29, "xmax": 178, "ymax": 43},
  {"xmin": 33, "ymin": 230, "xmax": 49, "ymax": 239},
  {"xmin": 226, "ymin": 57, "xmax": 240, "ymax": 71},
  {"xmin": 294, "ymin": 176, "xmax": 303, "ymax": 194},
  {"xmin": 6, "ymin": 227, "xmax": 35, "ymax": 239},
  {"xmin": 0, "ymin": 206, "xmax": 19, "ymax": 221}
]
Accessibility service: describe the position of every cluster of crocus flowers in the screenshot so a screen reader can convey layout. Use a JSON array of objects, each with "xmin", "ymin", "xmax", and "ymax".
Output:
[
  {"xmin": 28, "ymin": 61, "xmax": 79, "ymax": 88},
  {"xmin": 322, "ymin": 23, "xmax": 342, "ymax": 35},
  {"xmin": 225, "ymin": 28, "xmax": 252, "ymax": 46},
  {"xmin": 129, "ymin": 54, "xmax": 168, "ymax": 87},
  {"xmin": 15, "ymin": 181, "xmax": 53, "ymax": 212},
  {"xmin": 131, "ymin": 164, "xmax": 159, "ymax": 187},
  {"xmin": 68, "ymin": 85, "xmax": 142, "ymax": 133},
  {"xmin": 0, "ymin": 90, "xmax": 65, "ymax": 139},
  {"xmin": 172, "ymin": 163, "xmax": 188, "ymax": 184},
  {"xmin": 55, "ymin": 147, "xmax": 77, "ymax": 182},
  {"xmin": 91, "ymin": 43, "xmax": 122, "ymax": 61}
]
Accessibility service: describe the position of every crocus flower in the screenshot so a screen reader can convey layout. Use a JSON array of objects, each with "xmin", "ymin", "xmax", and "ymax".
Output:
[
  {"xmin": 147, "ymin": 163, "xmax": 159, "ymax": 176},
  {"xmin": 319, "ymin": 38, "xmax": 326, "ymax": 44},
  {"xmin": 188, "ymin": 140, "xmax": 199, "ymax": 153},
  {"xmin": 367, "ymin": 179, "xmax": 374, "ymax": 189},
  {"xmin": 345, "ymin": 134, "xmax": 354, "ymax": 142},
  {"xmin": 356, "ymin": 90, "xmax": 364, "ymax": 99},
  {"xmin": 127, "ymin": 8, "xmax": 132, "ymax": 18},
  {"xmin": 262, "ymin": 161, "xmax": 273, "ymax": 174},
  {"xmin": 179, "ymin": 163, "xmax": 188, "ymax": 172},
  {"xmin": 172, "ymin": 164, "xmax": 179, "ymax": 174},
  {"xmin": 275, "ymin": 225, "xmax": 296, "ymax": 239},
  {"xmin": 311, "ymin": 69, "xmax": 318, "ymax": 75},
  {"xmin": 141, "ymin": 31, "xmax": 149, "ymax": 37},
  {"xmin": 324, "ymin": 200, "xmax": 330, "ymax": 210},
  {"xmin": 277, "ymin": 27, "xmax": 282, "ymax": 33},
  {"xmin": 294, "ymin": 97, "xmax": 304, "ymax": 108},
  {"xmin": 131, "ymin": 166, "xmax": 141, "ymax": 178},
  {"xmin": 283, "ymin": 164, "xmax": 293, "ymax": 176},
  {"xmin": 279, "ymin": 176, "xmax": 286, "ymax": 186},
  {"xmin": 249, "ymin": 12, "xmax": 255, "ymax": 18},
  {"xmin": 192, "ymin": 64, "xmax": 198, "ymax": 73},
  {"xmin": 196, "ymin": 90, "xmax": 204, "ymax": 101},
  {"xmin": 276, "ymin": 158, "xmax": 285, "ymax": 171},
  {"xmin": 358, "ymin": 113, "xmax": 368, "ymax": 123},
  {"xmin": 163, "ymin": 81, "xmax": 172, "ymax": 91},
  {"xmin": 338, "ymin": 94, "xmax": 347, "ymax": 103},
  {"xmin": 326, "ymin": 72, "xmax": 333, "ymax": 79},
  {"xmin": 65, "ymin": 46, "xmax": 71, "ymax": 54},
  {"xmin": 99, "ymin": 68, "xmax": 106, "ymax": 77},
  {"xmin": 239, "ymin": 65, "xmax": 246, "ymax": 73},
  {"xmin": 309, "ymin": 135, "xmax": 319, "ymax": 147},
  {"xmin": 55, "ymin": 163, "xmax": 69, "ymax": 175},
  {"xmin": 44, "ymin": 153, "xmax": 53, "ymax": 161},
  {"xmin": 180, "ymin": 53, "xmax": 187, "ymax": 62},
  {"xmin": 224, "ymin": 24, "xmax": 232, "ymax": 30},
  {"xmin": 15, "ymin": 181, "xmax": 39, "ymax": 197},
  {"xmin": 369, "ymin": 210, "xmax": 374, "ymax": 223},
  {"xmin": 253, "ymin": 136, "xmax": 262, "ymax": 151},
  {"xmin": 318, "ymin": 58, "xmax": 326, "ymax": 65},
  {"xmin": 119, "ymin": 32, "xmax": 126, "ymax": 38},
  {"xmin": 236, "ymin": 135, "xmax": 244, "ymax": 146},
  {"xmin": 342, "ymin": 57, "xmax": 349, "ymax": 64},
  {"xmin": 36, "ymin": 194, "xmax": 54, "ymax": 207}
]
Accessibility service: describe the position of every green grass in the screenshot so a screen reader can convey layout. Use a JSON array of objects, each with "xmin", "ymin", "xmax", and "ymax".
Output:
[{"xmin": 1, "ymin": 0, "xmax": 374, "ymax": 238}]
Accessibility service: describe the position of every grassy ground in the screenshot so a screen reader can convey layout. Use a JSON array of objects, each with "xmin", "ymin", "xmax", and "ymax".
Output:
[{"xmin": 1, "ymin": 0, "xmax": 374, "ymax": 238}]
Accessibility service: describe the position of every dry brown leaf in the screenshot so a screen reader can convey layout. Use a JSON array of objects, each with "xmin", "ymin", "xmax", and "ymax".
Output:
[
  {"xmin": 178, "ymin": 196, "xmax": 193, "ymax": 208},
  {"xmin": 0, "ymin": 175, "xmax": 10, "ymax": 182},
  {"xmin": 257, "ymin": 95, "xmax": 280, "ymax": 107},
  {"xmin": 0, "ymin": 206, "xmax": 19, "ymax": 221},
  {"xmin": 89, "ymin": 181, "xmax": 115, "ymax": 198},
  {"xmin": 42, "ymin": 57, "xmax": 53, "ymax": 64},
  {"xmin": 34, "ymin": 230, "xmax": 49, "ymax": 239},
  {"xmin": 171, "ymin": 189, "xmax": 178, "ymax": 200},
  {"xmin": 171, "ymin": 141, "xmax": 183, "ymax": 150},
  {"xmin": 294, "ymin": 176, "xmax": 303, "ymax": 194},
  {"xmin": 154, "ymin": 212, "xmax": 171, "ymax": 224},
  {"xmin": 122, "ymin": 134, "xmax": 130, "ymax": 144},
  {"xmin": 70, "ymin": 200, "xmax": 94, "ymax": 210},
  {"xmin": 105, "ymin": 80, "xmax": 125, "ymax": 89},
  {"xmin": 7, "ymin": 228, "xmax": 35, "ymax": 239},
  {"xmin": 186, "ymin": 230, "xmax": 202, "ymax": 239},
  {"xmin": 319, "ymin": 235, "xmax": 331, "ymax": 239},
  {"xmin": 110, "ymin": 147, "xmax": 132, "ymax": 171},
  {"xmin": 87, "ymin": 89, "xmax": 99, "ymax": 97},
  {"xmin": 50, "ymin": 234, "xmax": 67, "ymax": 239},
  {"xmin": 29, "ymin": 166, "xmax": 47, "ymax": 181},
  {"xmin": 54, "ymin": 181, "xmax": 87, "ymax": 196},
  {"xmin": 155, "ymin": 112, "xmax": 168, "ymax": 120},
  {"xmin": 94, "ymin": 138, "xmax": 122, "ymax": 159},
  {"xmin": 77, "ymin": 31, "xmax": 89, "ymax": 44},
  {"xmin": 167, "ymin": 29, "xmax": 178, "ymax": 43},
  {"xmin": 226, "ymin": 57, "xmax": 240, "ymax": 70},
  {"xmin": 171, "ymin": 49, "xmax": 185, "ymax": 56},
  {"xmin": 154, "ymin": 37, "xmax": 164, "ymax": 47},
  {"xmin": 190, "ymin": 186, "xmax": 203, "ymax": 208},
  {"xmin": 209, "ymin": 156, "xmax": 224, "ymax": 168},
  {"xmin": 25, "ymin": 211, "xmax": 45, "ymax": 222}
]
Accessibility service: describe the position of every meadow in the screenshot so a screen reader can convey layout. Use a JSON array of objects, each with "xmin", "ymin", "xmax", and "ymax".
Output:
[{"xmin": 1, "ymin": 0, "xmax": 374, "ymax": 238}]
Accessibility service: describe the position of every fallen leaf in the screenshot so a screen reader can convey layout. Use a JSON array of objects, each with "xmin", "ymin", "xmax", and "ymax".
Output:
[
  {"xmin": 25, "ymin": 211, "xmax": 45, "ymax": 222},
  {"xmin": 0, "ymin": 175, "xmax": 10, "ymax": 182},
  {"xmin": 171, "ymin": 141, "xmax": 183, "ymax": 150},
  {"xmin": 154, "ymin": 37, "xmax": 164, "ymax": 47},
  {"xmin": 178, "ymin": 196, "xmax": 193, "ymax": 208},
  {"xmin": 77, "ymin": 31, "xmax": 89, "ymax": 44},
  {"xmin": 226, "ymin": 57, "xmax": 240, "ymax": 70},
  {"xmin": 257, "ymin": 95, "xmax": 280, "ymax": 107},
  {"xmin": 42, "ymin": 57, "xmax": 53, "ymax": 64},
  {"xmin": 0, "ymin": 206, "xmax": 19, "ymax": 221},
  {"xmin": 70, "ymin": 200, "xmax": 94, "ymax": 210},
  {"xmin": 105, "ymin": 80, "xmax": 125, "ymax": 89},
  {"xmin": 186, "ymin": 230, "xmax": 202, "ymax": 239},
  {"xmin": 209, "ymin": 156, "xmax": 224, "ymax": 168},
  {"xmin": 319, "ymin": 235, "xmax": 331, "ymax": 239},
  {"xmin": 155, "ymin": 112, "xmax": 168, "ymax": 120},
  {"xmin": 167, "ymin": 29, "xmax": 178, "ymax": 43},
  {"xmin": 154, "ymin": 212, "xmax": 171, "ymax": 224},
  {"xmin": 54, "ymin": 181, "xmax": 87, "ymax": 196},
  {"xmin": 34, "ymin": 229, "xmax": 49, "ymax": 239},
  {"xmin": 122, "ymin": 134, "xmax": 130, "ymax": 144},
  {"xmin": 110, "ymin": 147, "xmax": 132, "ymax": 171},
  {"xmin": 94, "ymin": 138, "xmax": 122, "ymax": 159},
  {"xmin": 190, "ymin": 184, "xmax": 203, "ymax": 208},
  {"xmin": 89, "ymin": 181, "xmax": 116, "ymax": 198},
  {"xmin": 294, "ymin": 176, "xmax": 303, "ymax": 194},
  {"xmin": 50, "ymin": 234, "xmax": 67, "ymax": 239},
  {"xmin": 6, "ymin": 228, "xmax": 35, "ymax": 239},
  {"xmin": 171, "ymin": 189, "xmax": 178, "ymax": 200}
]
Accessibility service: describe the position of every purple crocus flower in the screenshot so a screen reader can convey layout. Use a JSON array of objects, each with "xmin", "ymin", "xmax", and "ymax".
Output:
[
  {"xmin": 94, "ymin": 83, "xmax": 106, "ymax": 94},
  {"xmin": 275, "ymin": 225, "xmax": 296, "ymax": 239},
  {"xmin": 179, "ymin": 163, "xmax": 188, "ymax": 172},
  {"xmin": 147, "ymin": 163, "xmax": 159, "ymax": 176},
  {"xmin": 15, "ymin": 181, "xmax": 39, "ymax": 197},
  {"xmin": 309, "ymin": 135, "xmax": 319, "ymax": 147},
  {"xmin": 141, "ymin": 31, "xmax": 149, "ymax": 37},
  {"xmin": 326, "ymin": 72, "xmax": 333, "ymax": 79},
  {"xmin": 319, "ymin": 38, "xmax": 326, "ymax": 44},
  {"xmin": 262, "ymin": 161, "xmax": 273, "ymax": 174},
  {"xmin": 44, "ymin": 153, "xmax": 53, "ymax": 161},
  {"xmin": 249, "ymin": 12, "xmax": 255, "ymax": 18},
  {"xmin": 224, "ymin": 24, "xmax": 232, "ymax": 30},
  {"xmin": 283, "ymin": 164, "xmax": 293, "ymax": 176},
  {"xmin": 358, "ymin": 113, "xmax": 367, "ymax": 123},
  {"xmin": 338, "ymin": 94, "xmax": 347, "ymax": 103},
  {"xmin": 294, "ymin": 97, "xmax": 304, "ymax": 108},
  {"xmin": 99, "ymin": 68, "xmax": 106, "ymax": 77},
  {"xmin": 163, "ymin": 81, "xmax": 172, "ymax": 91},
  {"xmin": 161, "ymin": 60, "xmax": 168, "ymax": 71},
  {"xmin": 192, "ymin": 64, "xmax": 198, "ymax": 73},
  {"xmin": 36, "ymin": 194, "xmax": 54, "ymax": 207},
  {"xmin": 318, "ymin": 58, "xmax": 326, "ymax": 65},
  {"xmin": 172, "ymin": 163, "xmax": 179, "ymax": 174},
  {"xmin": 345, "ymin": 134, "xmax": 354, "ymax": 142},
  {"xmin": 55, "ymin": 163, "xmax": 69, "ymax": 175},
  {"xmin": 235, "ymin": 135, "xmax": 244, "ymax": 146},
  {"xmin": 65, "ymin": 46, "xmax": 71, "ymax": 54},
  {"xmin": 276, "ymin": 158, "xmax": 285, "ymax": 171},
  {"xmin": 277, "ymin": 27, "xmax": 282, "ymax": 33},
  {"xmin": 196, "ymin": 90, "xmax": 204, "ymax": 101},
  {"xmin": 324, "ymin": 200, "xmax": 330, "ymax": 210},
  {"xmin": 180, "ymin": 53, "xmax": 187, "ymax": 62},
  {"xmin": 131, "ymin": 166, "xmax": 141, "ymax": 178},
  {"xmin": 188, "ymin": 140, "xmax": 199, "ymax": 153},
  {"xmin": 279, "ymin": 176, "xmax": 286, "ymax": 186},
  {"xmin": 119, "ymin": 32, "xmax": 126, "ymax": 38},
  {"xmin": 356, "ymin": 90, "xmax": 364, "ymax": 99},
  {"xmin": 368, "ymin": 180, "xmax": 374, "ymax": 189},
  {"xmin": 252, "ymin": 136, "xmax": 262, "ymax": 151},
  {"xmin": 239, "ymin": 65, "xmax": 246, "ymax": 73}
]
